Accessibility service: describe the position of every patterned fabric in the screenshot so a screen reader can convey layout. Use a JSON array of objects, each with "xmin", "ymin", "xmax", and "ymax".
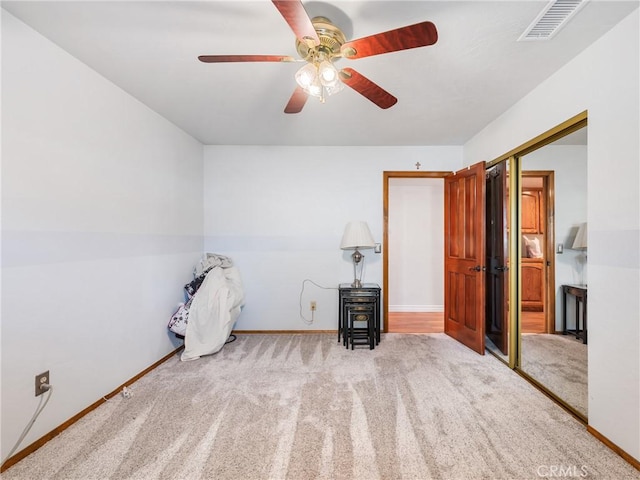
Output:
[
  {"xmin": 167, "ymin": 297, "xmax": 193, "ymax": 336},
  {"xmin": 184, "ymin": 268, "xmax": 213, "ymax": 297}
]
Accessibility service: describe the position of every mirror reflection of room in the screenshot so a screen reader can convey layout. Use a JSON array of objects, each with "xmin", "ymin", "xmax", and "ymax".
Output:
[{"xmin": 519, "ymin": 127, "xmax": 588, "ymax": 420}]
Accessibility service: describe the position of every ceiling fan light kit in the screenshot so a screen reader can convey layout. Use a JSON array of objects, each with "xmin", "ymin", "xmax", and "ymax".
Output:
[
  {"xmin": 293, "ymin": 16, "xmax": 349, "ymax": 102},
  {"xmin": 198, "ymin": 1, "xmax": 438, "ymax": 113},
  {"xmin": 294, "ymin": 53, "xmax": 344, "ymax": 102}
]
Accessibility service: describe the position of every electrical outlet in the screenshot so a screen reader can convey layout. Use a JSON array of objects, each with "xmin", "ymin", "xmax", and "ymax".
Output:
[
  {"xmin": 310, "ymin": 301, "xmax": 317, "ymax": 311},
  {"xmin": 35, "ymin": 371, "xmax": 50, "ymax": 397}
]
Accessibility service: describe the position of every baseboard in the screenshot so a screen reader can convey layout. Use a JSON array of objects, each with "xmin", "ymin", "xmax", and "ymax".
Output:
[
  {"xmin": 389, "ymin": 305, "xmax": 444, "ymax": 313},
  {"xmin": 0, "ymin": 345, "xmax": 184, "ymax": 473},
  {"xmin": 587, "ymin": 425, "xmax": 640, "ymax": 471}
]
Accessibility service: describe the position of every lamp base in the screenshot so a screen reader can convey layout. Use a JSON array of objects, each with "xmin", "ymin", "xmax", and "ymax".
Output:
[{"xmin": 351, "ymin": 249, "xmax": 364, "ymax": 288}]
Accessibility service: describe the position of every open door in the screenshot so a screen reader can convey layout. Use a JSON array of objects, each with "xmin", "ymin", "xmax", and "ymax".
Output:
[
  {"xmin": 444, "ymin": 162, "xmax": 486, "ymax": 354},
  {"xmin": 485, "ymin": 162, "xmax": 509, "ymax": 354}
]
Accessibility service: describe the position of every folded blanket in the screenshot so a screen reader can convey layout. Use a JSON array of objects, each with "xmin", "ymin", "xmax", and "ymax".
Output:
[{"xmin": 194, "ymin": 253, "xmax": 234, "ymax": 277}]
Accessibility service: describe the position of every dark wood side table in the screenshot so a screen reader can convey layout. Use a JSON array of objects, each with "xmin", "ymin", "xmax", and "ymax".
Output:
[
  {"xmin": 562, "ymin": 284, "xmax": 587, "ymax": 344},
  {"xmin": 338, "ymin": 283, "xmax": 381, "ymax": 349}
]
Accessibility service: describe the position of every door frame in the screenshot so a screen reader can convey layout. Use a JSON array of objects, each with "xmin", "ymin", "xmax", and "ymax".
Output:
[{"xmin": 382, "ymin": 171, "xmax": 451, "ymax": 333}]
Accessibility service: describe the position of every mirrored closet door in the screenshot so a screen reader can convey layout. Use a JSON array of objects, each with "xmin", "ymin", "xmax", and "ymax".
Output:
[{"xmin": 518, "ymin": 125, "xmax": 588, "ymax": 420}]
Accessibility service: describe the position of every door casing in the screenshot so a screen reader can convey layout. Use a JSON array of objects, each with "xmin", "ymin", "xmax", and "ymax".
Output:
[{"xmin": 382, "ymin": 171, "xmax": 451, "ymax": 333}]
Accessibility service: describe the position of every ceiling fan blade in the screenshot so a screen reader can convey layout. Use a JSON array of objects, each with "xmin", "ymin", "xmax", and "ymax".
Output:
[
  {"xmin": 340, "ymin": 21, "xmax": 438, "ymax": 59},
  {"xmin": 339, "ymin": 68, "xmax": 397, "ymax": 109},
  {"xmin": 198, "ymin": 55, "xmax": 296, "ymax": 63},
  {"xmin": 284, "ymin": 86, "xmax": 308, "ymax": 114},
  {"xmin": 272, "ymin": 0, "xmax": 320, "ymax": 46}
]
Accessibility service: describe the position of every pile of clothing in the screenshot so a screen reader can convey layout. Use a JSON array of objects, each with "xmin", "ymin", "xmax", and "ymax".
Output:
[{"xmin": 168, "ymin": 253, "xmax": 244, "ymax": 361}]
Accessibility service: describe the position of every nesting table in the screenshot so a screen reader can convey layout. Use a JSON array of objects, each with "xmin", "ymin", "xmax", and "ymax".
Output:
[{"xmin": 338, "ymin": 283, "xmax": 381, "ymax": 349}]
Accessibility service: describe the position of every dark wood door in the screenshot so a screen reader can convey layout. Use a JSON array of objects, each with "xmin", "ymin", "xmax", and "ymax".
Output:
[
  {"xmin": 485, "ymin": 162, "xmax": 509, "ymax": 355},
  {"xmin": 444, "ymin": 162, "xmax": 486, "ymax": 355}
]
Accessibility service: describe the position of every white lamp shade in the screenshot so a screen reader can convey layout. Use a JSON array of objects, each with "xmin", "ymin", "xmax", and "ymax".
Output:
[
  {"xmin": 340, "ymin": 221, "xmax": 375, "ymax": 250},
  {"xmin": 572, "ymin": 222, "xmax": 587, "ymax": 249}
]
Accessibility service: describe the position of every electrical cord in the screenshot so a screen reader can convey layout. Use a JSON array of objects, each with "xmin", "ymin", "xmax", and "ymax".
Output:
[
  {"xmin": 175, "ymin": 333, "xmax": 237, "ymax": 344},
  {"xmin": 1, "ymin": 384, "xmax": 53, "ymax": 467},
  {"xmin": 299, "ymin": 279, "xmax": 339, "ymax": 325}
]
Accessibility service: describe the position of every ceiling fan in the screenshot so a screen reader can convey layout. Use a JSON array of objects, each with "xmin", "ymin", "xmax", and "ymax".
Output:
[{"xmin": 198, "ymin": 0, "xmax": 438, "ymax": 113}]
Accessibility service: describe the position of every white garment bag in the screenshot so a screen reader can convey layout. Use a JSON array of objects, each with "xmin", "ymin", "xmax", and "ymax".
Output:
[{"xmin": 181, "ymin": 265, "xmax": 244, "ymax": 361}]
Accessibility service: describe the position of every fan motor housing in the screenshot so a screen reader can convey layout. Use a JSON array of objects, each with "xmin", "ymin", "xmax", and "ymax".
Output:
[{"xmin": 296, "ymin": 17, "xmax": 346, "ymax": 62}]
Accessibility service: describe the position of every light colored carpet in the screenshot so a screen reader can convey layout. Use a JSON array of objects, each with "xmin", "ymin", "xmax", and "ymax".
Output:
[
  {"xmin": 3, "ymin": 333, "xmax": 637, "ymax": 480},
  {"xmin": 485, "ymin": 335, "xmax": 508, "ymax": 363},
  {"xmin": 520, "ymin": 333, "xmax": 588, "ymax": 418}
]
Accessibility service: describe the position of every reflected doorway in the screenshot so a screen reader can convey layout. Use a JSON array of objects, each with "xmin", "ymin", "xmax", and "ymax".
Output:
[{"xmin": 521, "ymin": 171, "xmax": 555, "ymax": 335}]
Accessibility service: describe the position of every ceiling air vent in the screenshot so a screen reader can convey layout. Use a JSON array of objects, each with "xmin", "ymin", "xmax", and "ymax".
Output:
[{"xmin": 518, "ymin": 0, "xmax": 588, "ymax": 41}]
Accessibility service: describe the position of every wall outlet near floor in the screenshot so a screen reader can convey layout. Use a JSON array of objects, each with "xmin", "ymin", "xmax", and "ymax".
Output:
[
  {"xmin": 310, "ymin": 301, "xmax": 317, "ymax": 311},
  {"xmin": 35, "ymin": 371, "xmax": 50, "ymax": 397}
]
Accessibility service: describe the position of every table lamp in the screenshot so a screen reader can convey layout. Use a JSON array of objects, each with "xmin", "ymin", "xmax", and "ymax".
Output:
[{"xmin": 340, "ymin": 221, "xmax": 375, "ymax": 288}]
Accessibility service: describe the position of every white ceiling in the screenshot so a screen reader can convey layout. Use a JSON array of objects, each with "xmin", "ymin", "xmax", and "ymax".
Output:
[{"xmin": 3, "ymin": 1, "xmax": 637, "ymax": 146}]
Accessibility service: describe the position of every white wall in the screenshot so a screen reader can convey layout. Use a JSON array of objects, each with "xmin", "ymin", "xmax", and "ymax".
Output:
[
  {"xmin": 1, "ymin": 11, "xmax": 204, "ymax": 460},
  {"xmin": 388, "ymin": 178, "xmax": 444, "ymax": 312},
  {"xmin": 203, "ymin": 146, "xmax": 462, "ymax": 331},
  {"xmin": 522, "ymin": 144, "xmax": 588, "ymax": 330},
  {"xmin": 464, "ymin": 10, "xmax": 640, "ymax": 462}
]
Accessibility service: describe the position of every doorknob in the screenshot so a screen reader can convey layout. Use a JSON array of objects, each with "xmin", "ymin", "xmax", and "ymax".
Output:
[
  {"xmin": 496, "ymin": 266, "xmax": 509, "ymax": 272},
  {"xmin": 469, "ymin": 265, "xmax": 482, "ymax": 272}
]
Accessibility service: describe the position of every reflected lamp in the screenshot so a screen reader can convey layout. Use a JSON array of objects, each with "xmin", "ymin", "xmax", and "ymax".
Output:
[
  {"xmin": 572, "ymin": 222, "xmax": 587, "ymax": 250},
  {"xmin": 572, "ymin": 222, "xmax": 588, "ymax": 285}
]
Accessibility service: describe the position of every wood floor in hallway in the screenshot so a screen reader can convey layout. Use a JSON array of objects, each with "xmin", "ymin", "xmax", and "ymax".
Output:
[
  {"xmin": 387, "ymin": 312, "xmax": 444, "ymax": 333},
  {"xmin": 387, "ymin": 311, "xmax": 547, "ymax": 334}
]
